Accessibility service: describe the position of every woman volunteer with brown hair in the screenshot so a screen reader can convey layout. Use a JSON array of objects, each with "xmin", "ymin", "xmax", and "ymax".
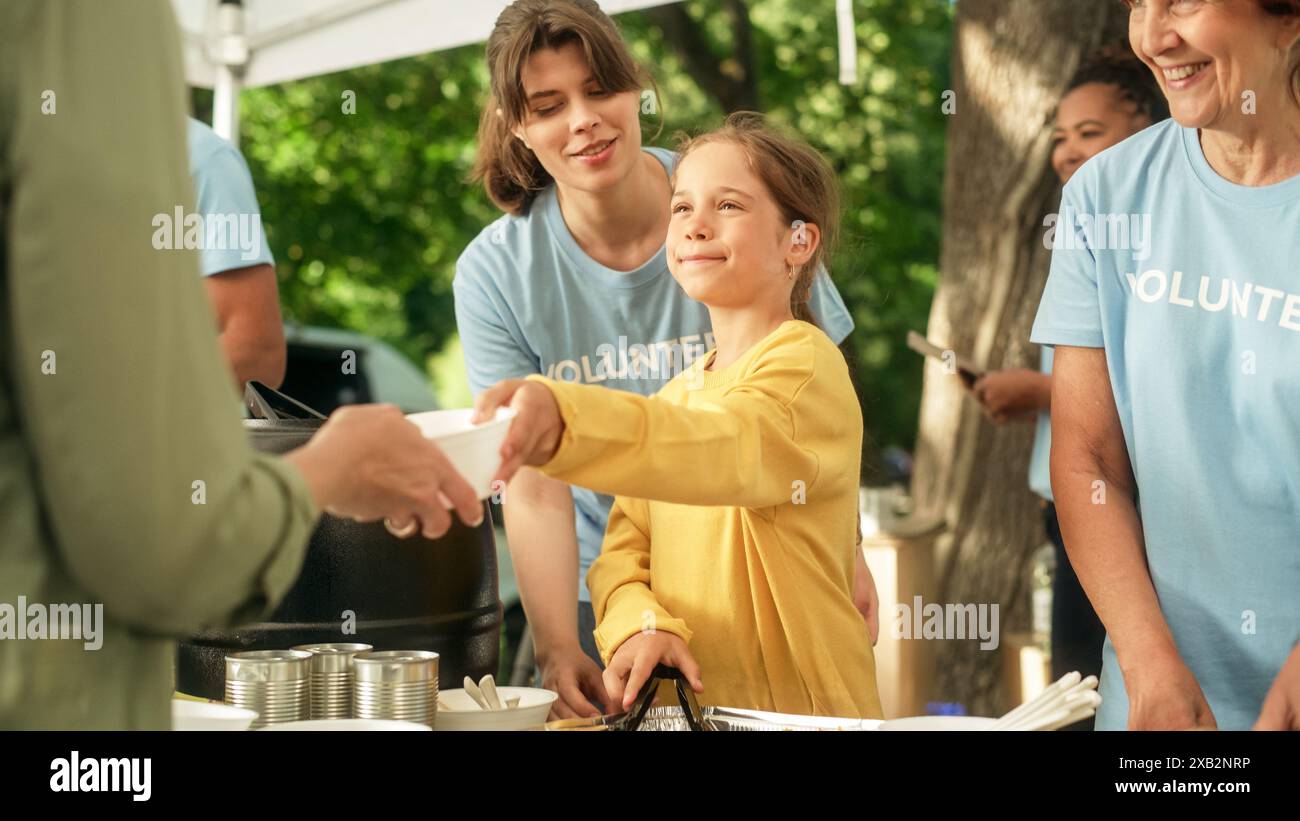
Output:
[{"xmin": 452, "ymin": 0, "xmax": 866, "ymax": 719}]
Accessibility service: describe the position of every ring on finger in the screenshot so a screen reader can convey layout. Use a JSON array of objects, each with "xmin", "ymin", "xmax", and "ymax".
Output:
[{"xmin": 383, "ymin": 517, "xmax": 420, "ymax": 538}]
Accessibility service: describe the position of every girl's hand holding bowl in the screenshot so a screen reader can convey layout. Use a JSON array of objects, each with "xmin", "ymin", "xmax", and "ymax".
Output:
[{"xmin": 471, "ymin": 378, "xmax": 566, "ymax": 487}]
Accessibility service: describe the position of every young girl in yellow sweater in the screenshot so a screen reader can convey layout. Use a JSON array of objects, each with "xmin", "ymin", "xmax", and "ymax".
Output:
[{"xmin": 472, "ymin": 112, "xmax": 881, "ymax": 719}]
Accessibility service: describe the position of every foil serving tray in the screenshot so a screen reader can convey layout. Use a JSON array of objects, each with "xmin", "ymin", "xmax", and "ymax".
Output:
[{"xmin": 635, "ymin": 705, "xmax": 878, "ymax": 732}]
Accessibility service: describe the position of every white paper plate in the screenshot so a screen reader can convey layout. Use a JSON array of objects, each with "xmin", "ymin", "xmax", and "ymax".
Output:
[
  {"xmin": 171, "ymin": 700, "xmax": 259, "ymax": 731},
  {"xmin": 877, "ymin": 715, "xmax": 998, "ymax": 731}
]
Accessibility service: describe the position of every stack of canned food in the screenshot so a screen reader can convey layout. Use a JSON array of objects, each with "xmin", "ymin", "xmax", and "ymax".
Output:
[{"xmin": 223, "ymin": 644, "xmax": 438, "ymax": 729}]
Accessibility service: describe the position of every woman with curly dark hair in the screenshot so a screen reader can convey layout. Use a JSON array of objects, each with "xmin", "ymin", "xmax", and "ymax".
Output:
[{"xmin": 969, "ymin": 46, "xmax": 1168, "ymax": 731}]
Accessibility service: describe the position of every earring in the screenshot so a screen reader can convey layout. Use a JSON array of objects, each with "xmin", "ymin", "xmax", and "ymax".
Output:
[{"xmin": 788, "ymin": 265, "xmax": 797, "ymax": 280}]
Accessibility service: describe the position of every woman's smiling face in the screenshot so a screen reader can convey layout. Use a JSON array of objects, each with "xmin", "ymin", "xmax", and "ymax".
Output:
[
  {"xmin": 667, "ymin": 141, "xmax": 815, "ymax": 312},
  {"xmin": 1127, "ymin": 0, "xmax": 1299, "ymax": 130},
  {"xmin": 512, "ymin": 40, "xmax": 643, "ymax": 193}
]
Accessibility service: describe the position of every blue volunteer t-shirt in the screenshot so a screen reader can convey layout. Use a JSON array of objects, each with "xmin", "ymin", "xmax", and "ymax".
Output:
[
  {"xmin": 1031, "ymin": 118, "xmax": 1300, "ymax": 730},
  {"xmin": 454, "ymin": 146, "xmax": 855, "ymax": 602},
  {"xmin": 186, "ymin": 118, "xmax": 274, "ymax": 276}
]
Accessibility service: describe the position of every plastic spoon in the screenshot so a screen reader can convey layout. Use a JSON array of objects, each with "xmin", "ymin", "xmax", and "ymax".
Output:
[
  {"xmin": 1020, "ymin": 694, "xmax": 1101, "ymax": 732},
  {"xmin": 463, "ymin": 676, "xmax": 490, "ymax": 710},
  {"xmin": 987, "ymin": 671, "xmax": 1081, "ymax": 730},
  {"xmin": 480, "ymin": 675, "xmax": 503, "ymax": 710},
  {"xmin": 1003, "ymin": 680, "xmax": 1100, "ymax": 731}
]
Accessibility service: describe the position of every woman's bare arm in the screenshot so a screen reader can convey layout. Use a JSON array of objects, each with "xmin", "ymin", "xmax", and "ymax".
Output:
[{"xmin": 1051, "ymin": 345, "xmax": 1214, "ymax": 729}]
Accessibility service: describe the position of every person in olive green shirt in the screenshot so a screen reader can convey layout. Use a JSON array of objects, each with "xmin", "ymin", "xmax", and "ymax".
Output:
[{"xmin": 0, "ymin": 0, "xmax": 481, "ymax": 730}]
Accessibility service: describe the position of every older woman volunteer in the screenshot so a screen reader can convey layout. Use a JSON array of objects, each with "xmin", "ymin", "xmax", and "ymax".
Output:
[{"xmin": 1033, "ymin": 0, "xmax": 1300, "ymax": 730}]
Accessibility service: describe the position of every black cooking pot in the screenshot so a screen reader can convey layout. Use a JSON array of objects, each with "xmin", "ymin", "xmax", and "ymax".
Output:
[{"xmin": 175, "ymin": 383, "xmax": 501, "ymax": 699}]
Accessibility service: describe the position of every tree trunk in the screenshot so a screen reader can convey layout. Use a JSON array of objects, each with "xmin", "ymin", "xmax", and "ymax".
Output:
[
  {"xmin": 646, "ymin": 1, "xmax": 760, "ymax": 113},
  {"xmin": 910, "ymin": 0, "xmax": 1128, "ymax": 716}
]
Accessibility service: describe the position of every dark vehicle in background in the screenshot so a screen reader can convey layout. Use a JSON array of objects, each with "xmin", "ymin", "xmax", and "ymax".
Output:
[{"xmin": 281, "ymin": 323, "xmax": 441, "ymax": 415}]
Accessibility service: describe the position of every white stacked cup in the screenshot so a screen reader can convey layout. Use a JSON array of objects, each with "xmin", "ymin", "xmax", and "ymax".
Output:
[
  {"xmin": 352, "ymin": 650, "xmax": 439, "ymax": 729},
  {"xmin": 224, "ymin": 650, "xmax": 311, "ymax": 729},
  {"xmin": 293, "ymin": 643, "xmax": 373, "ymax": 720}
]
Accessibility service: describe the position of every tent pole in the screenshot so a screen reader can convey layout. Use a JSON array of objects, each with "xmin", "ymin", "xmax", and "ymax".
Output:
[
  {"xmin": 212, "ymin": 0, "xmax": 248, "ymax": 144},
  {"xmin": 836, "ymin": 0, "xmax": 857, "ymax": 86},
  {"xmin": 213, "ymin": 66, "xmax": 242, "ymax": 144}
]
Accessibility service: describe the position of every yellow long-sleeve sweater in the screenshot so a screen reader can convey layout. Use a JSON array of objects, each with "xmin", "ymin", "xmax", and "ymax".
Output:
[{"xmin": 526, "ymin": 320, "xmax": 882, "ymax": 718}]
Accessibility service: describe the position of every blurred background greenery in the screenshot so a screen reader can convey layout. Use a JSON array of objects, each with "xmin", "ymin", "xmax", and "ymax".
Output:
[{"xmin": 193, "ymin": 0, "xmax": 953, "ymax": 481}]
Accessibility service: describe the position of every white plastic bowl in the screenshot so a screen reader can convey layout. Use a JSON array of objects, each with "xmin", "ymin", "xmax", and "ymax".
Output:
[
  {"xmin": 258, "ymin": 719, "xmax": 431, "ymax": 731},
  {"xmin": 405, "ymin": 407, "xmax": 517, "ymax": 499},
  {"xmin": 877, "ymin": 715, "xmax": 998, "ymax": 731},
  {"xmin": 436, "ymin": 687, "xmax": 557, "ymax": 731},
  {"xmin": 171, "ymin": 700, "xmax": 259, "ymax": 731}
]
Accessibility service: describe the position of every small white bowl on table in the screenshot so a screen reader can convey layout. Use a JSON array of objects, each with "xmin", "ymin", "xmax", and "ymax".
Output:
[{"xmin": 436, "ymin": 687, "xmax": 557, "ymax": 731}]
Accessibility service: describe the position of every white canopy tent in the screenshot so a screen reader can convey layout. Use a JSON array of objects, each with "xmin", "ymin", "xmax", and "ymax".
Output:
[
  {"xmin": 171, "ymin": 0, "xmax": 677, "ymax": 142},
  {"xmin": 170, "ymin": 0, "xmax": 858, "ymax": 144}
]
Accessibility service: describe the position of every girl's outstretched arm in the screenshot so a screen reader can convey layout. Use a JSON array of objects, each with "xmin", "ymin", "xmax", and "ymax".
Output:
[{"xmin": 474, "ymin": 335, "xmax": 836, "ymax": 509}]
